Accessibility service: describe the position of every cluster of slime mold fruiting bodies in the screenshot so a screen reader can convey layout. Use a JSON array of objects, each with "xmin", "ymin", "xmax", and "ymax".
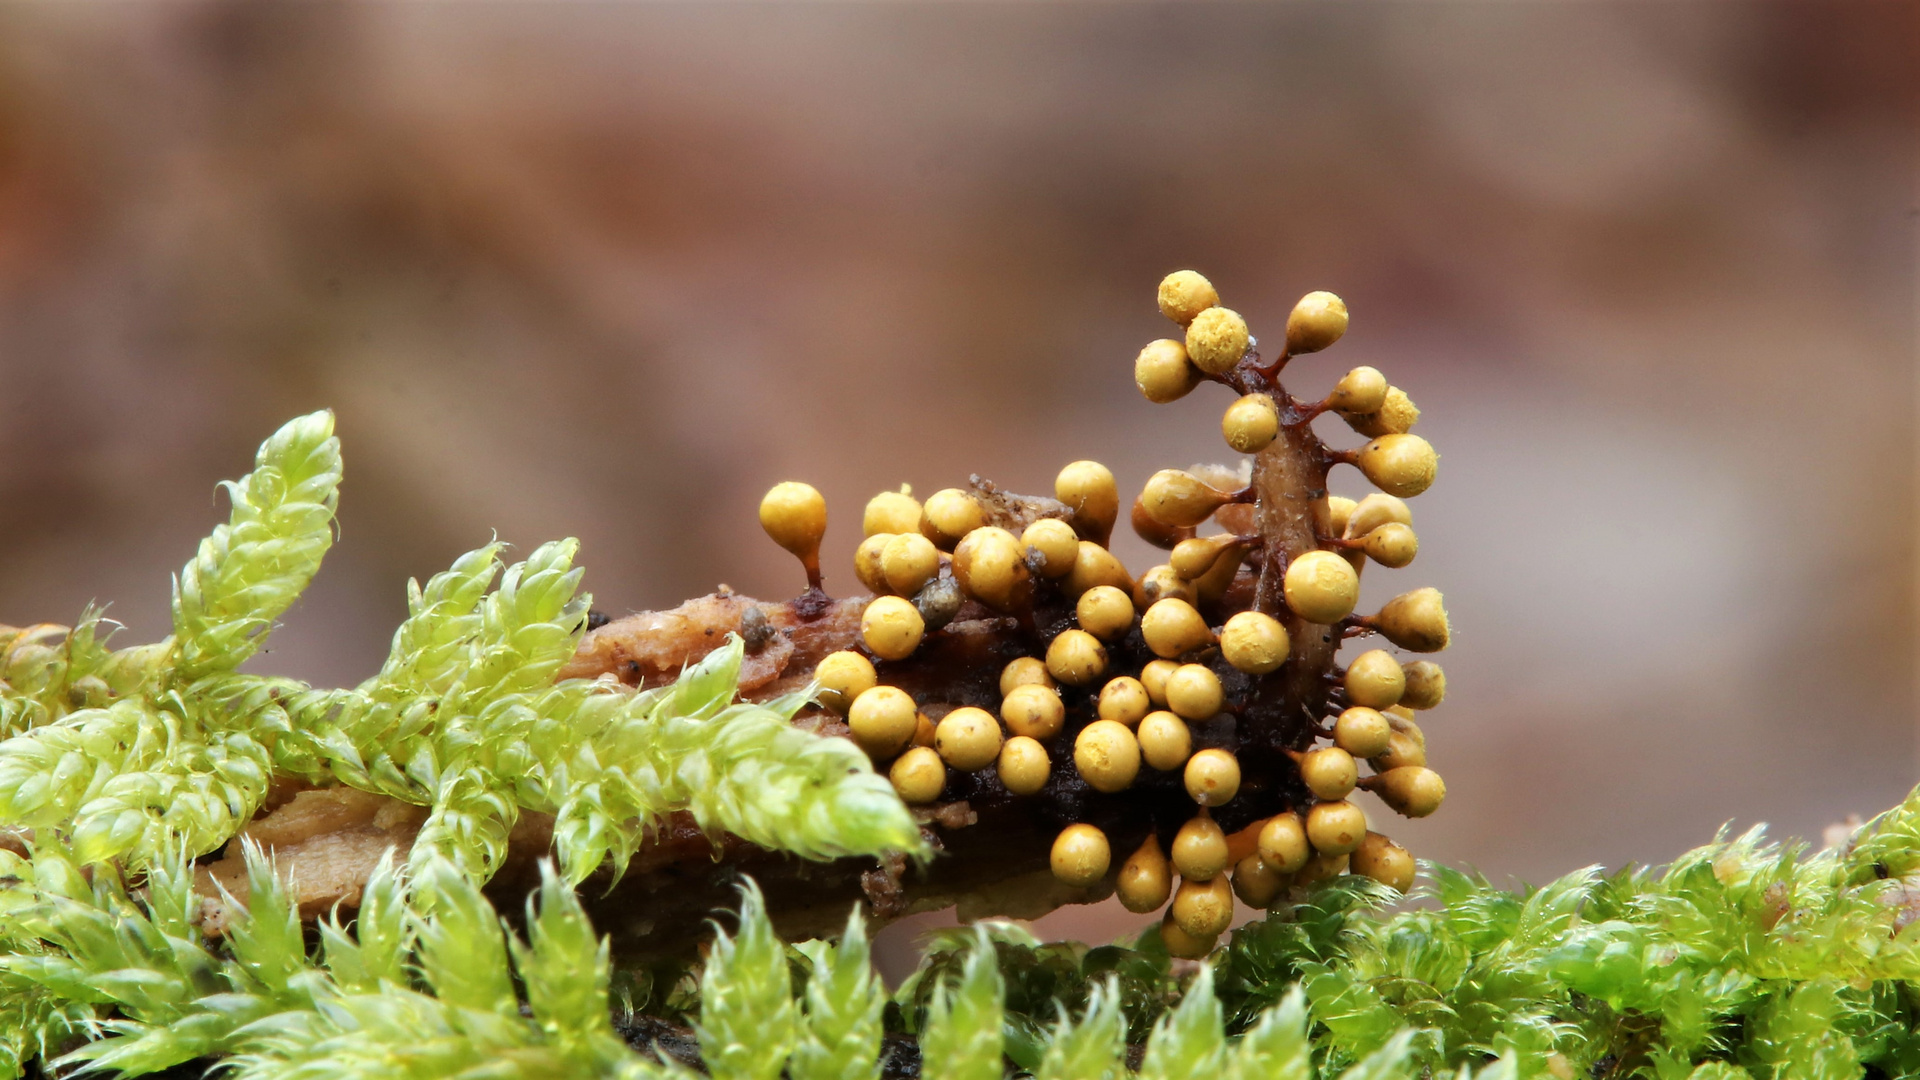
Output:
[{"xmin": 718, "ymin": 270, "xmax": 1453, "ymax": 956}]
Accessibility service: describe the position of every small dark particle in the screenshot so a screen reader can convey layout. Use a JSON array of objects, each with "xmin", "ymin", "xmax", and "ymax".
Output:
[
  {"xmin": 791, "ymin": 587, "xmax": 833, "ymax": 621},
  {"xmin": 1024, "ymin": 547, "xmax": 1050, "ymax": 576},
  {"xmin": 585, "ymin": 610, "xmax": 612, "ymax": 632},
  {"xmin": 740, "ymin": 606, "xmax": 776, "ymax": 653},
  {"xmin": 913, "ymin": 577, "xmax": 963, "ymax": 632}
]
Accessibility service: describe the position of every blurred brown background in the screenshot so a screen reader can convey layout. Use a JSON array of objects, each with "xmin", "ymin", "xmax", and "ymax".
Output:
[{"xmin": 0, "ymin": 2, "xmax": 1914, "ymax": 972}]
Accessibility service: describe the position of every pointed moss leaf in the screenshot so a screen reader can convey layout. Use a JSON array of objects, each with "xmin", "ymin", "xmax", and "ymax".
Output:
[
  {"xmin": 657, "ymin": 697, "xmax": 926, "ymax": 862},
  {"xmin": 1227, "ymin": 986, "xmax": 1313, "ymax": 1080},
  {"xmin": 139, "ymin": 841, "xmax": 201, "ymax": 939},
  {"xmin": 409, "ymin": 856, "xmax": 516, "ymax": 1015},
  {"xmin": 514, "ymin": 861, "xmax": 618, "ymax": 1067},
  {"xmin": 790, "ymin": 907, "xmax": 886, "ymax": 1080},
  {"xmin": 1139, "ymin": 965, "xmax": 1225, "ymax": 1080},
  {"xmin": 763, "ymin": 689, "xmax": 814, "ymax": 722},
  {"xmin": 1035, "ymin": 978, "xmax": 1127, "ymax": 1080},
  {"xmin": 370, "ymin": 542, "xmax": 505, "ymax": 698},
  {"xmin": 173, "ymin": 411, "xmax": 341, "ymax": 679},
  {"xmin": 320, "ymin": 851, "xmax": 409, "ymax": 993},
  {"xmin": 1335, "ymin": 1030, "xmax": 1419, "ymax": 1080},
  {"xmin": 698, "ymin": 880, "xmax": 797, "ymax": 1080},
  {"xmin": 919, "ymin": 927, "xmax": 1007, "ymax": 1080},
  {"xmin": 226, "ymin": 842, "xmax": 316, "ymax": 1003},
  {"xmin": 674, "ymin": 636, "xmax": 746, "ymax": 720},
  {"xmin": 457, "ymin": 539, "xmax": 590, "ymax": 703},
  {"xmin": 406, "ymin": 767, "xmax": 520, "ymax": 883}
]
